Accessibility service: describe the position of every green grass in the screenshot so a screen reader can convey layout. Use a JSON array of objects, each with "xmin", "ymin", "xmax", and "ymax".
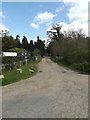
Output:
[
  {"xmin": 1, "ymin": 57, "xmax": 42, "ymax": 86},
  {"xmin": 50, "ymin": 56, "xmax": 74, "ymax": 69},
  {"xmin": 57, "ymin": 61, "xmax": 75, "ymax": 70},
  {"xmin": 50, "ymin": 56, "xmax": 89, "ymax": 74}
]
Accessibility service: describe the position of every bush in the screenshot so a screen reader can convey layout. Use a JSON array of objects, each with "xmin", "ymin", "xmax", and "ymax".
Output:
[
  {"xmin": 50, "ymin": 56, "xmax": 56, "ymax": 62},
  {"xmin": 50, "ymin": 53, "xmax": 89, "ymax": 73},
  {"xmin": 2, "ymin": 56, "xmax": 26, "ymax": 72},
  {"xmin": 4, "ymin": 64, "xmax": 11, "ymax": 72},
  {"xmin": 72, "ymin": 62, "xmax": 89, "ymax": 73},
  {"xmin": 9, "ymin": 48, "xmax": 26, "ymax": 53},
  {"xmin": 62, "ymin": 50, "xmax": 88, "ymax": 65},
  {"xmin": 2, "ymin": 56, "xmax": 25, "ymax": 64}
]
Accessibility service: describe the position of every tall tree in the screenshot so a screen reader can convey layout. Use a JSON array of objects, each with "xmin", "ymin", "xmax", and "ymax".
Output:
[
  {"xmin": 35, "ymin": 36, "xmax": 45, "ymax": 56},
  {"xmin": 47, "ymin": 24, "xmax": 64, "ymax": 56},
  {"xmin": 2, "ymin": 36, "xmax": 16, "ymax": 51},
  {"xmin": 22, "ymin": 36, "xmax": 28, "ymax": 51},
  {"xmin": 15, "ymin": 35, "xmax": 21, "ymax": 48},
  {"xmin": 28, "ymin": 40, "xmax": 34, "ymax": 52},
  {"xmin": 47, "ymin": 24, "xmax": 63, "ymax": 41}
]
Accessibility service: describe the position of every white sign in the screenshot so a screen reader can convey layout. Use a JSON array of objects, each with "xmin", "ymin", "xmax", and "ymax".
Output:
[{"xmin": 2, "ymin": 52, "xmax": 17, "ymax": 56}]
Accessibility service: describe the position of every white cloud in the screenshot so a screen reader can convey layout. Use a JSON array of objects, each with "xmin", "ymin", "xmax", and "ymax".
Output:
[
  {"xmin": 56, "ymin": 5, "xmax": 64, "ymax": 13},
  {"xmin": 61, "ymin": 21, "xmax": 88, "ymax": 35},
  {"xmin": 46, "ymin": 25, "xmax": 57, "ymax": 33},
  {"xmin": 30, "ymin": 22, "xmax": 38, "ymax": 29},
  {"xmin": 0, "ymin": 24, "xmax": 9, "ymax": 31},
  {"xmin": 34, "ymin": 12, "xmax": 57, "ymax": 24},
  {"xmin": 30, "ymin": 11, "xmax": 57, "ymax": 29},
  {"xmin": 0, "ymin": 24, "xmax": 10, "ymax": 37},
  {"xmin": 0, "ymin": 11, "xmax": 9, "ymax": 36},
  {"xmin": 63, "ymin": 0, "xmax": 89, "ymax": 22},
  {"xmin": 12, "ymin": 36, "xmax": 16, "ymax": 39},
  {"xmin": 47, "ymin": 21, "xmax": 88, "ymax": 36},
  {"xmin": 46, "ymin": 0, "xmax": 89, "ymax": 36},
  {"xmin": 0, "ymin": 11, "xmax": 6, "ymax": 19},
  {"xmin": 62, "ymin": 0, "xmax": 89, "ymax": 36}
]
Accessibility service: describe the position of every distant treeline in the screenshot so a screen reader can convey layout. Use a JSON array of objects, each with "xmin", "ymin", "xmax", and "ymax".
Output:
[{"xmin": 1, "ymin": 30, "xmax": 45, "ymax": 57}]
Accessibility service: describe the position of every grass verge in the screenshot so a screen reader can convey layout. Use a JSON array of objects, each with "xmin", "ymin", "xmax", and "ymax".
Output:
[
  {"xmin": 50, "ymin": 56, "xmax": 74, "ymax": 69},
  {"xmin": 50, "ymin": 56, "xmax": 89, "ymax": 74},
  {"xmin": 1, "ymin": 57, "xmax": 42, "ymax": 86}
]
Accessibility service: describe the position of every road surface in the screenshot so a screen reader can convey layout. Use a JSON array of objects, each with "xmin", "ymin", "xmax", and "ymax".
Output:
[{"xmin": 2, "ymin": 57, "xmax": 88, "ymax": 118}]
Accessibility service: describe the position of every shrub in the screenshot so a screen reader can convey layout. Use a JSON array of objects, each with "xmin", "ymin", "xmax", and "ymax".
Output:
[
  {"xmin": 72, "ymin": 62, "xmax": 89, "ymax": 73},
  {"xmin": 2, "ymin": 56, "xmax": 26, "ymax": 72},
  {"xmin": 62, "ymin": 50, "xmax": 88, "ymax": 65},
  {"xmin": 9, "ymin": 48, "xmax": 26, "ymax": 53},
  {"xmin": 4, "ymin": 64, "xmax": 11, "ymax": 72}
]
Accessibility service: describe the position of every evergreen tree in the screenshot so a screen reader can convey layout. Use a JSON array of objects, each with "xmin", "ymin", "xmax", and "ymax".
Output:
[
  {"xmin": 22, "ymin": 36, "xmax": 28, "ymax": 51},
  {"xmin": 15, "ymin": 35, "xmax": 21, "ymax": 48},
  {"xmin": 35, "ymin": 36, "xmax": 45, "ymax": 57},
  {"xmin": 28, "ymin": 40, "xmax": 34, "ymax": 52}
]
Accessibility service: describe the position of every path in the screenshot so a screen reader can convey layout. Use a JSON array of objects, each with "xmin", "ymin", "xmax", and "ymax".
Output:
[{"xmin": 2, "ymin": 57, "xmax": 88, "ymax": 118}]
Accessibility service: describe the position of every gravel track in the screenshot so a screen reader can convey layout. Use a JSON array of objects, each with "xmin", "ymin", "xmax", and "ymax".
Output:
[{"xmin": 2, "ymin": 57, "xmax": 88, "ymax": 118}]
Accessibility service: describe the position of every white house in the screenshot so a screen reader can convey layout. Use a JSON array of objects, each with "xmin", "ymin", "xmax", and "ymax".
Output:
[{"xmin": 2, "ymin": 52, "xmax": 17, "ymax": 56}]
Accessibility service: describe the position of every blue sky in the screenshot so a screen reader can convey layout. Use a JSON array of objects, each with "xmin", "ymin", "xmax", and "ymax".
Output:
[
  {"xmin": 2, "ymin": 2, "xmax": 70, "ymax": 41},
  {"xmin": 1, "ymin": 1, "xmax": 88, "ymax": 42}
]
